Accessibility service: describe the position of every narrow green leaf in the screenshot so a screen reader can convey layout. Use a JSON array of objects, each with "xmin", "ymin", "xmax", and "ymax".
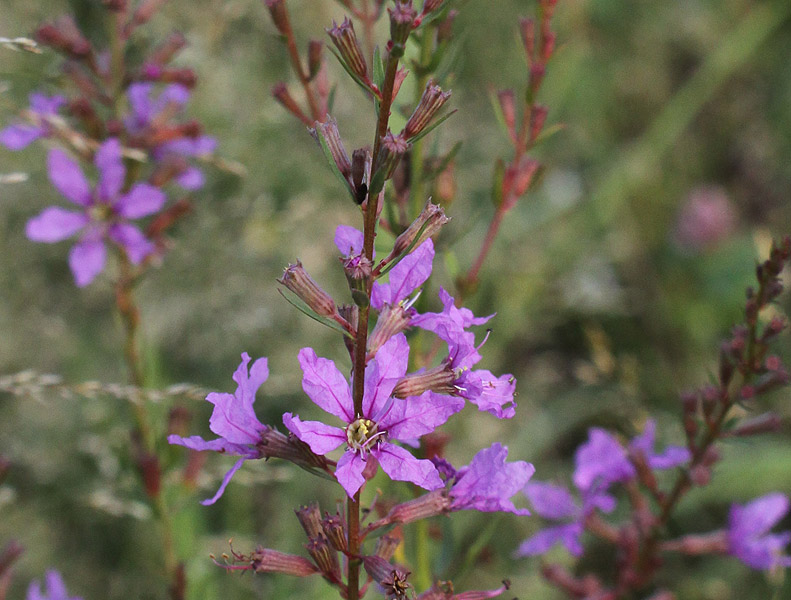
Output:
[
  {"xmin": 278, "ymin": 289, "xmax": 353, "ymax": 339},
  {"xmin": 372, "ymin": 45, "xmax": 385, "ymax": 90},
  {"xmin": 406, "ymin": 108, "xmax": 457, "ymax": 143}
]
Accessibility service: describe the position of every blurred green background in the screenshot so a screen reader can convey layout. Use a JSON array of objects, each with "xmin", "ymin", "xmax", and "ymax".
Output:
[{"xmin": 2, "ymin": 0, "xmax": 791, "ymax": 598}]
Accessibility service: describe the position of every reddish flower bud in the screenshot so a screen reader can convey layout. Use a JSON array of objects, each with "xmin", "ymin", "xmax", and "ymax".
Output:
[
  {"xmin": 373, "ymin": 131, "xmax": 409, "ymax": 187},
  {"xmin": 520, "ymin": 17, "xmax": 536, "ymax": 59},
  {"xmin": 307, "ymin": 40, "xmax": 323, "ymax": 80},
  {"xmin": 132, "ymin": 0, "xmax": 168, "ymax": 27},
  {"xmin": 321, "ymin": 512, "xmax": 347, "ymax": 552},
  {"xmin": 295, "ymin": 503, "xmax": 324, "ymax": 540},
  {"xmin": 529, "ymin": 104, "xmax": 549, "ymax": 143},
  {"xmin": 326, "ymin": 18, "xmax": 369, "ymax": 81},
  {"xmin": 305, "ymin": 536, "xmax": 341, "ymax": 581},
  {"xmin": 35, "ymin": 17, "xmax": 91, "ymax": 58},
  {"xmin": 423, "ymin": 0, "xmax": 446, "ymax": 13},
  {"xmin": 377, "ymin": 490, "xmax": 450, "ymax": 527},
  {"xmin": 352, "ymin": 147, "xmax": 372, "ymax": 203},
  {"xmin": 403, "ymin": 81, "xmax": 451, "ymax": 140},
  {"xmin": 497, "ymin": 89, "xmax": 516, "ymax": 139},
  {"xmin": 436, "ymin": 10, "xmax": 457, "ymax": 43},
  {"xmin": 148, "ymin": 32, "xmax": 188, "ymax": 65},
  {"xmin": 272, "ymin": 82, "xmax": 310, "ymax": 125},
  {"xmin": 389, "ymin": 1, "xmax": 417, "ymax": 47},
  {"xmin": 265, "ymin": 0, "xmax": 289, "ymax": 35},
  {"xmin": 310, "ymin": 117, "xmax": 353, "ymax": 182},
  {"xmin": 279, "ymin": 261, "xmax": 338, "ymax": 318},
  {"xmin": 249, "ymin": 546, "xmax": 319, "ymax": 576},
  {"xmin": 730, "ymin": 412, "xmax": 783, "ymax": 437}
]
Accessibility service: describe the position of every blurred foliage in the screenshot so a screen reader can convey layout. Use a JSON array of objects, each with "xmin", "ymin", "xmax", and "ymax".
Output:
[{"xmin": 1, "ymin": 0, "xmax": 791, "ymax": 598}]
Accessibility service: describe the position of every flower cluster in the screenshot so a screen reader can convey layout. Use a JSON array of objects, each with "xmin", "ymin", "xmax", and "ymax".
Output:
[{"xmin": 1, "ymin": 2, "xmax": 216, "ymax": 286}]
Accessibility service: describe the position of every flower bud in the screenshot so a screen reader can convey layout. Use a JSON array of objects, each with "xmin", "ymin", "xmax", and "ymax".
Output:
[
  {"xmin": 368, "ymin": 305, "xmax": 414, "ymax": 357},
  {"xmin": 380, "ymin": 490, "xmax": 450, "ymax": 526},
  {"xmin": 305, "ymin": 536, "xmax": 341, "ymax": 580},
  {"xmin": 326, "ymin": 18, "xmax": 369, "ymax": 81},
  {"xmin": 148, "ymin": 32, "xmax": 188, "ymax": 65},
  {"xmin": 403, "ymin": 81, "xmax": 451, "ymax": 140},
  {"xmin": 422, "ymin": 0, "xmax": 446, "ymax": 13},
  {"xmin": 389, "ymin": 1, "xmax": 417, "ymax": 48},
  {"xmin": 529, "ymin": 104, "xmax": 549, "ymax": 143},
  {"xmin": 352, "ymin": 147, "xmax": 372, "ymax": 204},
  {"xmin": 729, "ymin": 412, "xmax": 783, "ymax": 437},
  {"xmin": 452, "ymin": 580, "xmax": 512, "ymax": 600},
  {"xmin": 436, "ymin": 9, "xmax": 457, "ymax": 43},
  {"xmin": 264, "ymin": 0, "xmax": 289, "ymax": 35},
  {"xmin": 132, "ymin": 0, "xmax": 168, "ymax": 27},
  {"xmin": 391, "ymin": 200, "xmax": 449, "ymax": 257},
  {"xmin": 250, "ymin": 546, "xmax": 319, "ymax": 576},
  {"xmin": 392, "ymin": 365, "xmax": 456, "ymax": 399},
  {"xmin": 371, "ymin": 132, "xmax": 409, "ymax": 195},
  {"xmin": 520, "ymin": 17, "xmax": 536, "ymax": 59},
  {"xmin": 321, "ymin": 512, "xmax": 347, "ymax": 552},
  {"xmin": 310, "ymin": 117, "xmax": 353, "ymax": 183},
  {"xmin": 272, "ymin": 82, "xmax": 310, "ymax": 124},
  {"xmin": 307, "ymin": 40, "xmax": 323, "ymax": 80},
  {"xmin": 35, "ymin": 17, "xmax": 91, "ymax": 57},
  {"xmin": 295, "ymin": 503, "xmax": 324, "ymax": 539},
  {"xmin": 279, "ymin": 261, "xmax": 338, "ymax": 318}
]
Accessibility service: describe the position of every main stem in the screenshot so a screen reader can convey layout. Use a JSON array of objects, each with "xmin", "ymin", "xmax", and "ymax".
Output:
[
  {"xmin": 346, "ymin": 47, "xmax": 402, "ymax": 600},
  {"xmin": 116, "ymin": 257, "xmax": 179, "ymax": 593}
]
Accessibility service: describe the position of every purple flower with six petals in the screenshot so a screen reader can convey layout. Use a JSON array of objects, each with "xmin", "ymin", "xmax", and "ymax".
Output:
[
  {"xmin": 26, "ymin": 138, "xmax": 165, "ymax": 286},
  {"xmin": 728, "ymin": 492, "xmax": 791, "ymax": 570},
  {"xmin": 284, "ymin": 333, "xmax": 464, "ymax": 497},
  {"xmin": 0, "ymin": 93, "xmax": 65, "ymax": 150}
]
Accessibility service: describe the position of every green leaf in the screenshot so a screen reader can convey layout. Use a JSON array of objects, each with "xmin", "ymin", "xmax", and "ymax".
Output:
[
  {"xmin": 372, "ymin": 45, "xmax": 385, "ymax": 90},
  {"xmin": 406, "ymin": 108, "xmax": 457, "ymax": 143},
  {"xmin": 488, "ymin": 88, "xmax": 512, "ymax": 140},
  {"xmin": 277, "ymin": 289, "xmax": 353, "ymax": 339}
]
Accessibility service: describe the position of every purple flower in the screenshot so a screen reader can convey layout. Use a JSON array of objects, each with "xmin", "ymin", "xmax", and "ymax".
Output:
[
  {"xmin": 0, "ymin": 93, "xmax": 65, "ymax": 150},
  {"xmin": 370, "ymin": 238, "xmax": 434, "ymax": 310},
  {"xmin": 516, "ymin": 480, "xmax": 616, "ymax": 557},
  {"xmin": 335, "ymin": 224, "xmax": 366, "ymax": 257},
  {"xmin": 126, "ymin": 82, "xmax": 215, "ymax": 190},
  {"xmin": 168, "ymin": 352, "xmax": 270, "ymax": 505},
  {"xmin": 728, "ymin": 493, "xmax": 791, "ymax": 570},
  {"xmin": 449, "ymin": 443, "xmax": 534, "ymax": 515},
  {"xmin": 26, "ymin": 570, "xmax": 82, "ymax": 600},
  {"xmin": 26, "ymin": 139, "xmax": 165, "ymax": 286},
  {"xmin": 573, "ymin": 428, "xmax": 636, "ymax": 491},
  {"xmin": 284, "ymin": 333, "xmax": 463, "ymax": 497},
  {"xmin": 629, "ymin": 419, "xmax": 690, "ymax": 470}
]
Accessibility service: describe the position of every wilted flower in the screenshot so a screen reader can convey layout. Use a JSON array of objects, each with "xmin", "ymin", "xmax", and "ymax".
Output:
[{"xmin": 26, "ymin": 138, "xmax": 165, "ymax": 286}]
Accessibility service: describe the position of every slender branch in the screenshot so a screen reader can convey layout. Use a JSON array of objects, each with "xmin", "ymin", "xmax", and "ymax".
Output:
[{"xmin": 278, "ymin": 2, "xmax": 323, "ymax": 121}]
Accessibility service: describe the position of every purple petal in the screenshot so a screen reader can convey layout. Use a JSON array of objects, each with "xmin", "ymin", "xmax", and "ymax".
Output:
[
  {"xmin": 176, "ymin": 166, "xmax": 205, "ymax": 190},
  {"xmin": 385, "ymin": 239, "xmax": 434, "ymax": 306},
  {"xmin": 298, "ymin": 347, "xmax": 354, "ymax": 423},
  {"xmin": 95, "ymin": 138, "xmax": 125, "ymax": 202},
  {"xmin": 30, "ymin": 93, "xmax": 66, "ymax": 115},
  {"xmin": 282, "ymin": 413, "xmax": 345, "ymax": 455},
  {"xmin": 363, "ymin": 333, "xmax": 410, "ymax": 418},
  {"xmin": 334, "ymin": 225, "xmax": 364, "ymax": 256},
  {"xmin": 116, "ymin": 183, "xmax": 166, "ymax": 218},
  {"xmin": 382, "ymin": 391, "xmax": 464, "ymax": 441},
  {"xmin": 523, "ymin": 481, "xmax": 579, "ymax": 520},
  {"xmin": 69, "ymin": 238, "xmax": 106, "ymax": 287},
  {"xmin": 206, "ymin": 391, "xmax": 263, "ymax": 445},
  {"xmin": 48, "ymin": 149, "xmax": 93, "ymax": 206},
  {"xmin": 730, "ymin": 493, "xmax": 790, "ymax": 538},
  {"xmin": 0, "ymin": 124, "xmax": 43, "ymax": 150},
  {"xmin": 26, "ymin": 581, "xmax": 44, "ymax": 600},
  {"xmin": 167, "ymin": 434, "xmax": 252, "ymax": 456},
  {"xmin": 516, "ymin": 523, "xmax": 584, "ymax": 557},
  {"xmin": 467, "ymin": 370, "xmax": 516, "ymax": 419},
  {"xmin": 573, "ymin": 428, "xmax": 636, "ymax": 491},
  {"xmin": 159, "ymin": 84, "xmax": 190, "ymax": 108},
  {"xmin": 450, "ymin": 443, "xmax": 534, "ymax": 515},
  {"xmin": 126, "ymin": 83, "xmax": 154, "ymax": 132},
  {"xmin": 374, "ymin": 443, "xmax": 444, "ymax": 491},
  {"xmin": 43, "ymin": 571, "xmax": 69, "ymax": 599},
  {"xmin": 335, "ymin": 451, "xmax": 367, "ymax": 497},
  {"xmin": 201, "ymin": 458, "xmax": 246, "ymax": 506},
  {"xmin": 108, "ymin": 223, "xmax": 154, "ymax": 264},
  {"xmin": 26, "ymin": 207, "xmax": 88, "ymax": 242}
]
